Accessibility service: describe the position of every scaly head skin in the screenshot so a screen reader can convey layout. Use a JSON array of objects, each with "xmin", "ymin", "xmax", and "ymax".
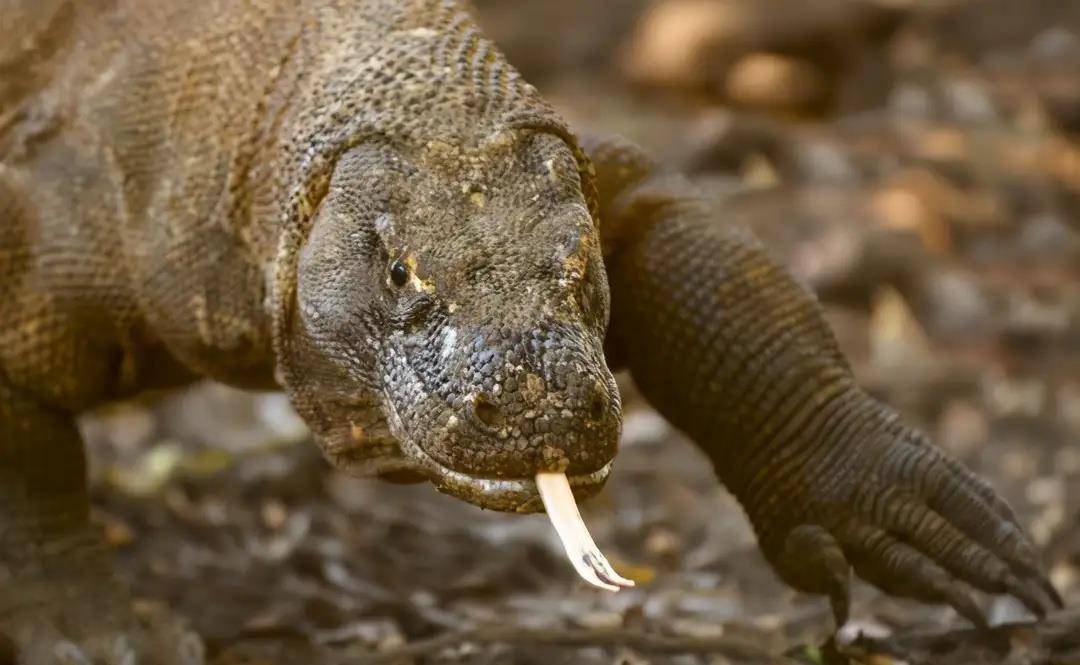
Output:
[
  {"xmin": 267, "ymin": 2, "xmax": 620, "ymax": 511},
  {"xmin": 288, "ymin": 133, "xmax": 620, "ymax": 511}
]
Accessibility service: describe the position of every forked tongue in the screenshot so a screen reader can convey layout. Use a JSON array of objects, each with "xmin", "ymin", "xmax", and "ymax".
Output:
[{"xmin": 535, "ymin": 472, "xmax": 635, "ymax": 592}]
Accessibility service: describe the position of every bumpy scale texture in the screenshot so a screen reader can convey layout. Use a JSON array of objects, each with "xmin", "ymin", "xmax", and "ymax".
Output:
[{"xmin": 0, "ymin": 1, "xmax": 1062, "ymax": 661}]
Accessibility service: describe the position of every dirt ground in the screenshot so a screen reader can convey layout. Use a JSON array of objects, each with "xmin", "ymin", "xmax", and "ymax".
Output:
[{"xmin": 78, "ymin": 1, "xmax": 1080, "ymax": 663}]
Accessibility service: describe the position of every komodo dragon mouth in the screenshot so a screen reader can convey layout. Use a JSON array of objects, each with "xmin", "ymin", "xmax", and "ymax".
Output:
[
  {"xmin": 318, "ymin": 402, "xmax": 627, "ymax": 591},
  {"xmin": 372, "ymin": 399, "xmax": 632, "ymax": 592},
  {"xmin": 398, "ymin": 434, "xmax": 613, "ymax": 513},
  {"xmin": 379, "ymin": 397, "xmax": 616, "ymax": 513}
]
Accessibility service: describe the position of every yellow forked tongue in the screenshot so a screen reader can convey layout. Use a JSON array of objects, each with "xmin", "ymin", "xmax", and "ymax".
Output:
[{"xmin": 535, "ymin": 472, "xmax": 635, "ymax": 592}]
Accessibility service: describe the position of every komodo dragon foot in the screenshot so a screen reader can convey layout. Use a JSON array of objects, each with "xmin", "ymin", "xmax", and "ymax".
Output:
[{"xmin": 0, "ymin": 377, "xmax": 203, "ymax": 665}]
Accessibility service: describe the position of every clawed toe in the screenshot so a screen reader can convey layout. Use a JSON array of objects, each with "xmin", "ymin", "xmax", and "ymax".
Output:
[
  {"xmin": 781, "ymin": 525, "xmax": 853, "ymax": 627},
  {"xmin": 776, "ymin": 511, "xmax": 1064, "ymax": 634}
]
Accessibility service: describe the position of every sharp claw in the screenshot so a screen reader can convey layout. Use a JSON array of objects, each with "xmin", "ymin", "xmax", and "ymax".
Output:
[
  {"xmin": 934, "ymin": 578, "xmax": 989, "ymax": 629},
  {"xmin": 956, "ymin": 598, "xmax": 990, "ymax": 630},
  {"xmin": 1005, "ymin": 574, "xmax": 1050, "ymax": 619},
  {"xmin": 782, "ymin": 524, "xmax": 851, "ymax": 628},
  {"xmin": 929, "ymin": 575, "xmax": 989, "ymax": 629},
  {"xmin": 824, "ymin": 555, "xmax": 852, "ymax": 629},
  {"xmin": 829, "ymin": 592, "xmax": 850, "ymax": 629},
  {"xmin": 1039, "ymin": 576, "xmax": 1065, "ymax": 610},
  {"xmin": 997, "ymin": 540, "xmax": 1062, "ymax": 611}
]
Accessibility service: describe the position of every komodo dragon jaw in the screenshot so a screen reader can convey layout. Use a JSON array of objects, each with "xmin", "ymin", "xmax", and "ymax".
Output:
[{"xmin": 273, "ymin": 129, "xmax": 621, "ymax": 513}]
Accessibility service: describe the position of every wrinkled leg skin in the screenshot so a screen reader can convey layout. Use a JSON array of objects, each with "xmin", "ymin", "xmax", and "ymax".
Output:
[
  {"xmin": 0, "ymin": 378, "xmax": 204, "ymax": 665},
  {"xmin": 586, "ymin": 134, "xmax": 1064, "ymax": 629}
]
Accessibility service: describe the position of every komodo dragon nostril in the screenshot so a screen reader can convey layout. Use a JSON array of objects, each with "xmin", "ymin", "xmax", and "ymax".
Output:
[{"xmin": 472, "ymin": 392, "xmax": 503, "ymax": 428}]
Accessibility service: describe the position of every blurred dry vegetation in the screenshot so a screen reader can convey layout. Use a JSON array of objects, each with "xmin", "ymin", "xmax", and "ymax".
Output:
[{"xmin": 81, "ymin": 0, "xmax": 1080, "ymax": 663}]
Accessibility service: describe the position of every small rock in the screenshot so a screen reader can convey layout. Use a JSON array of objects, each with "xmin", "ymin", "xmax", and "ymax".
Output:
[
  {"xmin": 795, "ymin": 140, "xmax": 857, "ymax": 184},
  {"xmin": 943, "ymin": 78, "xmax": 998, "ymax": 123},
  {"xmin": 1029, "ymin": 498, "xmax": 1065, "ymax": 547},
  {"xmin": 987, "ymin": 595, "xmax": 1037, "ymax": 627},
  {"xmin": 1050, "ymin": 562, "xmax": 1077, "ymax": 593},
  {"xmin": 669, "ymin": 617, "xmax": 726, "ymax": 640},
  {"xmin": 920, "ymin": 269, "xmax": 993, "ymax": 338},
  {"xmin": 80, "ymin": 405, "xmax": 156, "ymax": 452},
  {"xmin": 1027, "ymin": 477, "xmax": 1065, "ymax": 506},
  {"xmin": 889, "ymin": 83, "xmax": 935, "ymax": 120},
  {"xmin": 99, "ymin": 512, "xmax": 137, "ymax": 548},
  {"xmin": 937, "ymin": 400, "xmax": 990, "ymax": 459},
  {"xmin": 985, "ymin": 373, "xmax": 1048, "ymax": 420},
  {"xmin": 1000, "ymin": 448, "xmax": 1041, "ymax": 482},
  {"xmin": 1029, "ymin": 27, "xmax": 1080, "ymax": 63},
  {"xmin": 675, "ymin": 592, "xmax": 740, "ymax": 619},
  {"xmin": 915, "ymin": 128, "xmax": 969, "ymax": 163},
  {"xmin": 836, "ymin": 617, "xmax": 893, "ymax": 644},
  {"xmin": 645, "ymin": 527, "xmax": 682, "ymax": 559},
  {"xmin": 740, "ymin": 152, "xmax": 781, "ymax": 189},
  {"xmin": 869, "ymin": 286, "xmax": 933, "ymax": 370},
  {"xmin": 872, "ymin": 178, "xmax": 952, "ymax": 254},
  {"xmin": 724, "ymin": 52, "xmax": 830, "ymax": 113},
  {"xmin": 621, "ymin": 409, "xmax": 672, "ymax": 447},
  {"xmin": 106, "ymin": 442, "xmax": 184, "ymax": 497},
  {"xmin": 261, "ymin": 498, "xmax": 288, "ymax": 530},
  {"xmin": 1018, "ymin": 214, "xmax": 1075, "ymax": 255},
  {"xmin": 620, "ymin": 0, "xmax": 751, "ymax": 89},
  {"xmin": 574, "ymin": 610, "xmax": 624, "ymax": 630}
]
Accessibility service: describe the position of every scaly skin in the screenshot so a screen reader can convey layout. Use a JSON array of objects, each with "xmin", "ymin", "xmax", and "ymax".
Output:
[{"xmin": 0, "ymin": 0, "xmax": 1062, "ymax": 660}]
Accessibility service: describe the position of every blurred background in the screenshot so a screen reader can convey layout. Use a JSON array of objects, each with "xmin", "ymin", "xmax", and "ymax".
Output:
[{"xmin": 79, "ymin": 0, "xmax": 1080, "ymax": 662}]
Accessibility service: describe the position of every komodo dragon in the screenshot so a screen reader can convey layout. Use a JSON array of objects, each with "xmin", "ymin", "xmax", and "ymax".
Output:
[{"xmin": 0, "ymin": 0, "xmax": 1064, "ymax": 661}]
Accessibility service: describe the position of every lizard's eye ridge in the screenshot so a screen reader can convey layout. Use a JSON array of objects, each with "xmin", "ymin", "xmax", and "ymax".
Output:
[{"xmin": 389, "ymin": 259, "xmax": 409, "ymax": 287}]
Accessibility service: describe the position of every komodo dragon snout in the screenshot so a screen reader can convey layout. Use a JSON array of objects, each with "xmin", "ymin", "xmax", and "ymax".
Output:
[{"xmin": 281, "ymin": 131, "xmax": 620, "ymax": 512}]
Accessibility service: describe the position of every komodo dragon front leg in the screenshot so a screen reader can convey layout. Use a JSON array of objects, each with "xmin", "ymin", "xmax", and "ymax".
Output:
[
  {"xmin": 0, "ymin": 173, "xmax": 204, "ymax": 662},
  {"xmin": 0, "ymin": 377, "xmax": 204, "ymax": 665},
  {"xmin": 585, "ymin": 134, "xmax": 1064, "ymax": 628}
]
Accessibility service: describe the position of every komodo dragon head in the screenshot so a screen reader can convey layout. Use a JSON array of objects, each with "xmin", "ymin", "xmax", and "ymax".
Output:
[{"xmin": 274, "ymin": 120, "xmax": 621, "ymax": 513}]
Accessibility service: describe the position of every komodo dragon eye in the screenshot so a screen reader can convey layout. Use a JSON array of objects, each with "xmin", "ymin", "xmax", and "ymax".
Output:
[{"xmin": 389, "ymin": 259, "xmax": 409, "ymax": 287}]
